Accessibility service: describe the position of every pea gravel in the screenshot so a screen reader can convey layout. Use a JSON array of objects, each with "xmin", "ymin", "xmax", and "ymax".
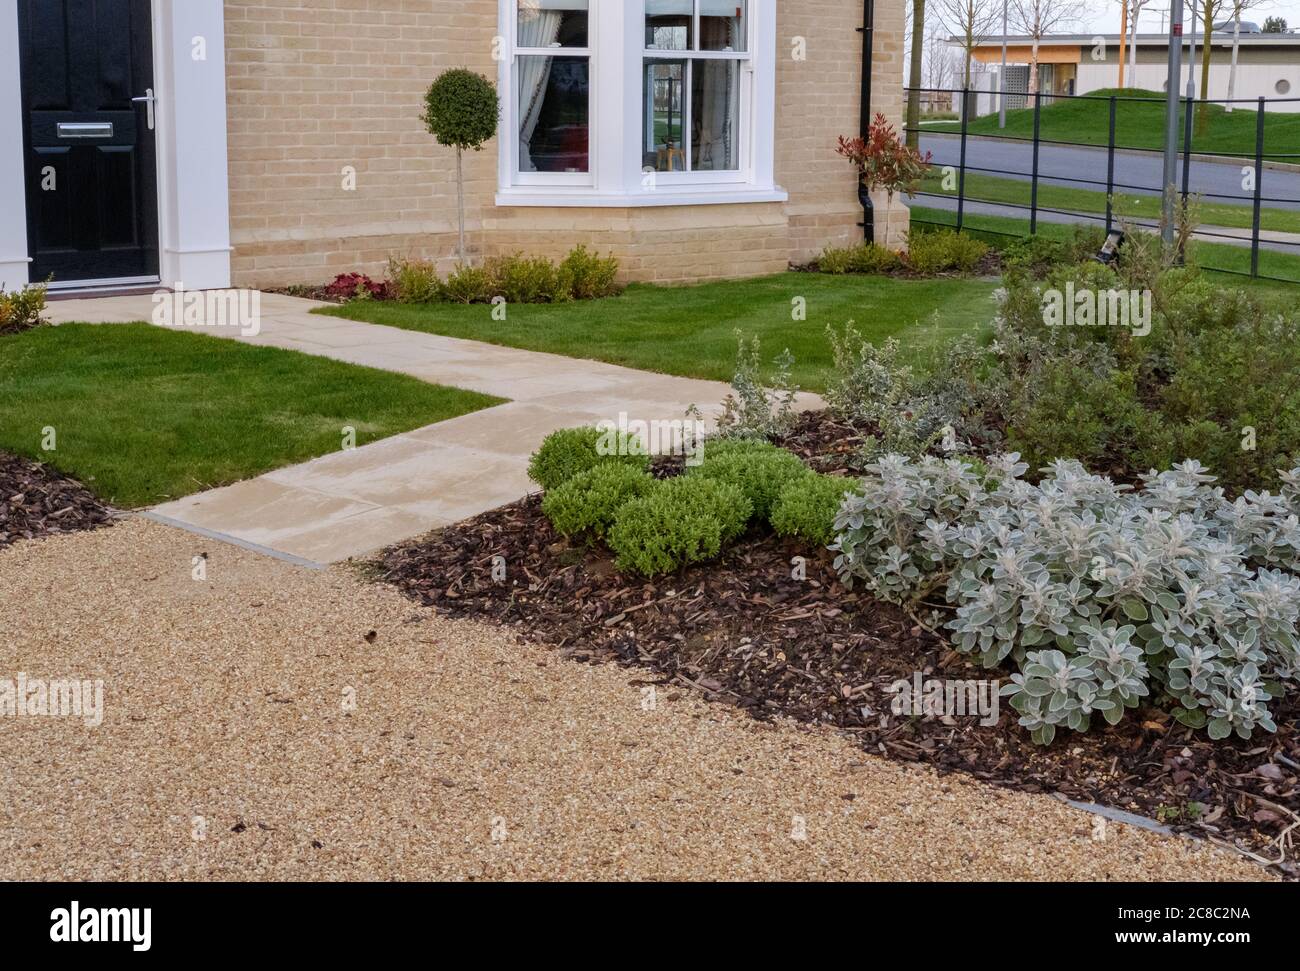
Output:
[{"xmin": 0, "ymin": 519, "xmax": 1269, "ymax": 881}]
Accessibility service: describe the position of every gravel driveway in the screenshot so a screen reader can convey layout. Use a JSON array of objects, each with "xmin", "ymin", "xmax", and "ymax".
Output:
[{"xmin": 0, "ymin": 520, "xmax": 1268, "ymax": 881}]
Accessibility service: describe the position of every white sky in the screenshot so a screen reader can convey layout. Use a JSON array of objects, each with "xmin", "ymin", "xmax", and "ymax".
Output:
[{"xmin": 1081, "ymin": 1, "xmax": 1299, "ymax": 33}]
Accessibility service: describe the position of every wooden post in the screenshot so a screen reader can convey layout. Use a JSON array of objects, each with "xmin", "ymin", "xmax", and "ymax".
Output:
[{"xmin": 1117, "ymin": 3, "xmax": 1128, "ymax": 88}]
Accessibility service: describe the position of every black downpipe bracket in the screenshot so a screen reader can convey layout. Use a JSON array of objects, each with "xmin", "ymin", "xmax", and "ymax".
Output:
[{"xmin": 857, "ymin": 0, "xmax": 875, "ymax": 241}]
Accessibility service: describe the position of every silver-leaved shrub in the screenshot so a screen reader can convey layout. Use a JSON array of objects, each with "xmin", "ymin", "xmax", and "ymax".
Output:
[{"xmin": 832, "ymin": 454, "xmax": 1300, "ymax": 745}]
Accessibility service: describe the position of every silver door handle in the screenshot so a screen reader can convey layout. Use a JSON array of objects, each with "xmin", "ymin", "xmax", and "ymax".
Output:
[{"xmin": 132, "ymin": 88, "xmax": 155, "ymax": 130}]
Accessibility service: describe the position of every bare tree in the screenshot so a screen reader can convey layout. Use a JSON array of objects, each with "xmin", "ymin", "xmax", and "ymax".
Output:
[
  {"xmin": 1126, "ymin": 0, "xmax": 1151, "ymax": 89},
  {"xmin": 1010, "ymin": 0, "xmax": 1089, "ymax": 94},
  {"xmin": 1190, "ymin": 0, "xmax": 1227, "ymax": 131},
  {"xmin": 906, "ymin": 0, "xmax": 927, "ymax": 148},
  {"xmin": 934, "ymin": 0, "xmax": 1001, "ymax": 89},
  {"xmin": 1224, "ymin": 0, "xmax": 1266, "ymax": 111}
]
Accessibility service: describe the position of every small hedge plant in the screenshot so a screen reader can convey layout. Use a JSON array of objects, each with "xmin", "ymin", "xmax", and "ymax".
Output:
[
  {"xmin": 0, "ymin": 279, "xmax": 49, "ymax": 335},
  {"xmin": 905, "ymin": 228, "xmax": 989, "ymax": 275},
  {"xmin": 385, "ymin": 246, "xmax": 621, "ymax": 305},
  {"xmin": 541, "ymin": 464, "xmax": 656, "ymax": 540},
  {"xmin": 608, "ymin": 477, "xmax": 752, "ymax": 577},
  {"xmin": 771, "ymin": 472, "xmax": 854, "ymax": 546},
  {"xmin": 689, "ymin": 440, "xmax": 808, "ymax": 521},
  {"xmin": 527, "ymin": 426, "xmax": 649, "ymax": 492},
  {"xmin": 817, "ymin": 242, "xmax": 903, "ymax": 276}
]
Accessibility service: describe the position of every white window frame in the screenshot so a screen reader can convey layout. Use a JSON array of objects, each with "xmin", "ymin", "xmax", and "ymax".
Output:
[
  {"xmin": 509, "ymin": 1, "xmax": 595, "ymax": 187},
  {"xmin": 496, "ymin": 0, "xmax": 784, "ymax": 208},
  {"xmin": 642, "ymin": 2, "xmax": 751, "ymax": 185}
]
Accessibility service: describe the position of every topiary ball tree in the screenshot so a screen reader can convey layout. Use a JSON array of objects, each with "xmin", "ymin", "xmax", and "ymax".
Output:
[{"xmin": 422, "ymin": 69, "xmax": 500, "ymax": 265}]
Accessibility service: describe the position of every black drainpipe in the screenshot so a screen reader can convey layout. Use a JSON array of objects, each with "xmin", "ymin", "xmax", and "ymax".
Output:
[{"xmin": 856, "ymin": 0, "xmax": 875, "ymax": 242}]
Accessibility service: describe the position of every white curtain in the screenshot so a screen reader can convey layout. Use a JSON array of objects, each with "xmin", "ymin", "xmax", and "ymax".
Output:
[
  {"xmin": 518, "ymin": 11, "xmax": 562, "ymax": 171},
  {"xmin": 694, "ymin": 19, "xmax": 737, "ymax": 170}
]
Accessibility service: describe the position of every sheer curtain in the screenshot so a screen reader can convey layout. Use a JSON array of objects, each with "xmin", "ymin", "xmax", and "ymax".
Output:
[
  {"xmin": 518, "ymin": 12, "xmax": 562, "ymax": 172},
  {"xmin": 694, "ymin": 17, "xmax": 737, "ymax": 170}
]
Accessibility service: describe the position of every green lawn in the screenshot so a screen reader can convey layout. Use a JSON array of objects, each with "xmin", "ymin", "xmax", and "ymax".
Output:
[
  {"xmin": 920, "ymin": 170, "xmax": 1300, "ymax": 235},
  {"xmin": 911, "ymin": 205, "xmax": 1300, "ymax": 286},
  {"xmin": 320, "ymin": 273, "xmax": 1001, "ymax": 393},
  {"xmin": 0, "ymin": 324, "xmax": 502, "ymax": 508},
  {"xmin": 928, "ymin": 88, "xmax": 1300, "ymax": 161}
]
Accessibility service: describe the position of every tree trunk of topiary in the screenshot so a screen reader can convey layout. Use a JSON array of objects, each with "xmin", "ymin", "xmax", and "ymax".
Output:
[{"xmin": 456, "ymin": 146, "xmax": 467, "ymax": 265}]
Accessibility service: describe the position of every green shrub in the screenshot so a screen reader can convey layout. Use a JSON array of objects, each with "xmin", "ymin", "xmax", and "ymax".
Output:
[
  {"xmin": 490, "ymin": 253, "xmax": 564, "ymax": 304},
  {"xmin": 1002, "ymin": 227, "xmax": 1107, "ymax": 277},
  {"xmin": 608, "ymin": 476, "xmax": 752, "ymax": 576},
  {"xmin": 0, "ymin": 280, "xmax": 49, "ymax": 335},
  {"xmin": 817, "ymin": 242, "xmax": 903, "ymax": 275},
  {"xmin": 558, "ymin": 245, "xmax": 620, "ymax": 300},
  {"xmin": 905, "ymin": 228, "xmax": 989, "ymax": 275},
  {"xmin": 834, "ymin": 454, "xmax": 1300, "ymax": 745},
  {"xmin": 690, "ymin": 444, "xmax": 808, "ymax": 521},
  {"xmin": 527, "ymin": 426, "xmax": 649, "ymax": 491},
  {"xmin": 540, "ymin": 464, "xmax": 656, "ymax": 540},
  {"xmin": 771, "ymin": 472, "xmax": 855, "ymax": 546},
  {"xmin": 1004, "ymin": 360, "xmax": 1151, "ymax": 473},
  {"xmin": 441, "ymin": 263, "xmax": 495, "ymax": 304},
  {"xmin": 386, "ymin": 257, "xmax": 443, "ymax": 303}
]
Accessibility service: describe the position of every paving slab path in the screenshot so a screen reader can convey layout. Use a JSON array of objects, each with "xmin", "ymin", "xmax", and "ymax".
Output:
[
  {"xmin": 0, "ymin": 519, "xmax": 1269, "ymax": 881},
  {"xmin": 46, "ymin": 293, "xmax": 814, "ymax": 564}
]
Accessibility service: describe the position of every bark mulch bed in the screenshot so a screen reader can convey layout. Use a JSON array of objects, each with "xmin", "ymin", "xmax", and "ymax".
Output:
[
  {"xmin": 373, "ymin": 417, "xmax": 1299, "ymax": 878},
  {"xmin": 0, "ymin": 452, "xmax": 114, "ymax": 550}
]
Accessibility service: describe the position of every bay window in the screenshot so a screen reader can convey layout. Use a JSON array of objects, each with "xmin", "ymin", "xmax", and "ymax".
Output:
[{"xmin": 498, "ymin": 0, "xmax": 782, "ymax": 206}]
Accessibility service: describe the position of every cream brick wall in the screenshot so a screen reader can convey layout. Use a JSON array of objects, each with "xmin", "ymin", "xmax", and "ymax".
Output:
[{"xmin": 224, "ymin": 0, "xmax": 908, "ymax": 287}]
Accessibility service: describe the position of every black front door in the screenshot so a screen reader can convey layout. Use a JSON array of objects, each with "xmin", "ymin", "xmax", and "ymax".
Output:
[{"xmin": 18, "ymin": 0, "xmax": 159, "ymax": 284}]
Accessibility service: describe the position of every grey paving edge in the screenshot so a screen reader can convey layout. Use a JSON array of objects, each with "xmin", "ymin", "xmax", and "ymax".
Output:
[
  {"xmin": 135, "ymin": 512, "xmax": 329, "ymax": 572},
  {"xmin": 1066, "ymin": 799, "xmax": 1175, "ymax": 836}
]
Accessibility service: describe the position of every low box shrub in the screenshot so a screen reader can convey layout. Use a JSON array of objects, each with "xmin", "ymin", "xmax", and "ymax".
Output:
[
  {"xmin": 540, "ymin": 464, "xmax": 656, "ymax": 540},
  {"xmin": 817, "ymin": 242, "xmax": 903, "ymax": 276},
  {"xmin": 0, "ymin": 280, "xmax": 49, "ymax": 335},
  {"xmin": 690, "ymin": 442, "xmax": 808, "ymax": 521},
  {"xmin": 527, "ymin": 426, "xmax": 649, "ymax": 492},
  {"xmin": 386, "ymin": 257, "xmax": 442, "ymax": 304},
  {"xmin": 441, "ymin": 263, "xmax": 496, "ymax": 304},
  {"xmin": 905, "ymin": 228, "xmax": 989, "ymax": 275},
  {"xmin": 833, "ymin": 453, "xmax": 1300, "ymax": 745},
  {"xmin": 558, "ymin": 244, "xmax": 621, "ymax": 300},
  {"xmin": 608, "ymin": 476, "xmax": 752, "ymax": 577},
  {"xmin": 771, "ymin": 471, "xmax": 855, "ymax": 546},
  {"xmin": 489, "ymin": 253, "xmax": 565, "ymax": 304}
]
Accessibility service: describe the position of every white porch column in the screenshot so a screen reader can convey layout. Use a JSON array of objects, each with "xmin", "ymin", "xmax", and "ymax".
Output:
[
  {"xmin": 0, "ymin": 2, "xmax": 30, "ymax": 289},
  {"xmin": 154, "ymin": 0, "xmax": 231, "ymax": 290}
]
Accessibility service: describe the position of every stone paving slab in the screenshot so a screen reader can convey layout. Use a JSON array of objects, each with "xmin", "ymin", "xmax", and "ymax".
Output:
[{"xmin": 46, "ymin": 293, "xmax": 820, "ymax": 563}]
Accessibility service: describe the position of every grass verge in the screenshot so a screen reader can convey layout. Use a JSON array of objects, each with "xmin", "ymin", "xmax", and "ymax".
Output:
[
  {"xmin": 320, "ymin": 272, "xmax": 1001, "ymax": 392},
  {"xmin": 0, "ymin": 323, "xmax": 503, "ymax": 507}
]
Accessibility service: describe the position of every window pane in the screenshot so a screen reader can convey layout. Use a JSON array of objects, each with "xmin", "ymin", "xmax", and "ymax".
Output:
[
  {"xmin": 645, "ymin": 0, "xmax": 692, "ymax": 51},
  {"xmin": 518, "ymin": 0, "xmax": 588, "ymax": 49},
  {"xmin": 700, "ymin": 0, "xmax": 746, "ymax": 51},
  {"xmin": 692, "ymin": 59, "xmax": 740, "ymax": 171},
  {"xmin": 518, "ymin": 55, "xmax": 589, "ymax": 173},
  {"xmin": 643, "ymin": 60, "xmax": 686, "ymax": 172}
]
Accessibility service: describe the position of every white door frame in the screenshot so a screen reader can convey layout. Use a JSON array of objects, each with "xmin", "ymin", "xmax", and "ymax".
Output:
[{"xmin": 0, "ymin": 0, "xmax": 232, "ymax": 291}]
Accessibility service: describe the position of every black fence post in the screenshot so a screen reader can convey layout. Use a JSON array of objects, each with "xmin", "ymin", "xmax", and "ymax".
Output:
[
  {"xmin": 957, "ymin": 86, "xmax": 969, "ymax": 232},
  {"xmin": 1251, "ymin": 96, "xmax": 1265, "ymax": 278},
  {"xmin": 1181, "ymin": 94, "xmax": 1193, "ymax": 209},
  {"xmin": 1030, "ymin": 91, "xmax": 1042, "ymax": 235},
  {"xmin": 1106, "ymin": 96, "xmax": 1117, "ymax": 235}
]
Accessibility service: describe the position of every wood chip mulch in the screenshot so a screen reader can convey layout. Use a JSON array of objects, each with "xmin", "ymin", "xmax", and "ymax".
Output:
[
  {"xmin": 373, "ymin": 413, "xmax": 1300, "ymax": 878},
  {"xmin": 0, "ymin": 452, "xmax": 114, "ymax": 550}
]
